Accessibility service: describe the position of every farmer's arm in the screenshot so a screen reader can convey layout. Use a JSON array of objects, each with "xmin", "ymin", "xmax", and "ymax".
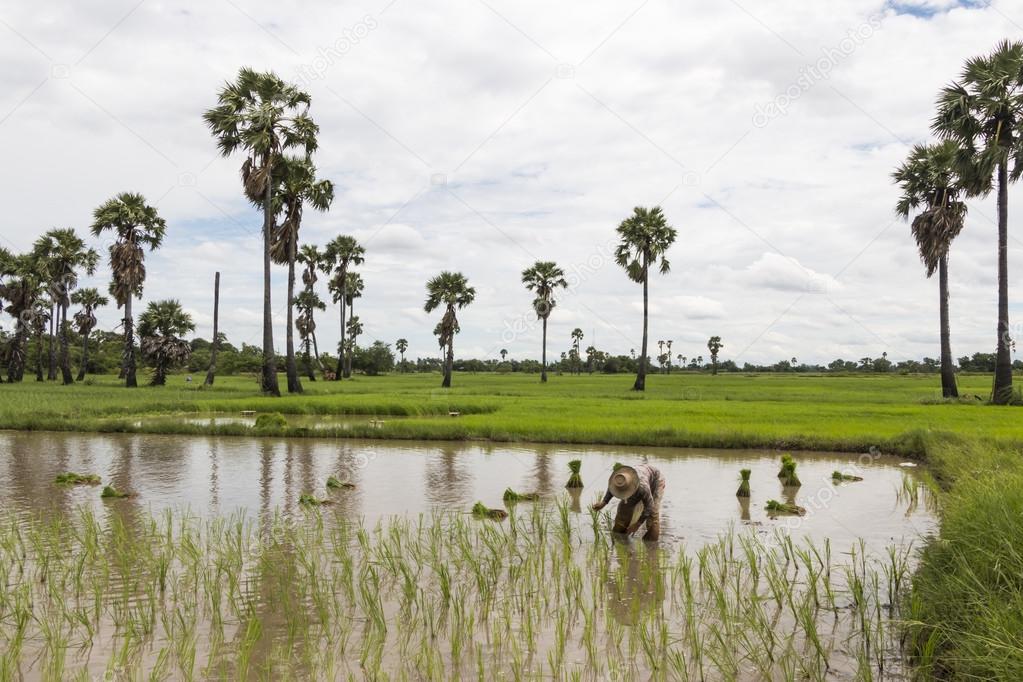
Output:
[
  {"xmin": 627, "ymin": 486, "xmax": 655, "ymax": 534},
  {"xmin": 591, "ymin": 489, "xmax": 614, "ymax": 510}
]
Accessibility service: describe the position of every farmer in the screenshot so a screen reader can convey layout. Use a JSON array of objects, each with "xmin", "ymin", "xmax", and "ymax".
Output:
[{"xmin": 592, "ymin": 463, "xmax": 666, "ymax": 541}]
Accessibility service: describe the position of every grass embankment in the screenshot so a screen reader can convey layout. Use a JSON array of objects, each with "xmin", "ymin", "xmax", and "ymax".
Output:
[
  {"xmin": 908, "ymin": 435, "xmax": 1023, "ymax": 680},
  {"xmin": 2, "ymin": 372, "xmax": 1022, "ymax": 454}
]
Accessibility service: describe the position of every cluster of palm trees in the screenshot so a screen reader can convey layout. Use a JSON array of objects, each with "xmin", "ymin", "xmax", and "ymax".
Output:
[{"xmin": 894, "ymin": 40, "xmax": 1023, "ymax": 403}]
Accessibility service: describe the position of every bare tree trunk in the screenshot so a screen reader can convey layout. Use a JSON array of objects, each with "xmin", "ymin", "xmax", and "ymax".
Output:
[
  {"xmin": 8, "ymin": 325, "xmax": 27, "ymax": 382},
  {"xmin": 302, "ymin": 335, "xmax": 316, "ymax": 381},
  {"xmin": 938, "ymin": 254, "xmax": 958, "ymax": 398},
  {"xmin": 540, "ymin": 316, "xmax": 548, "ymax": 383},
  {"xmin": 311, "ymin": 329, "xmax": 323, "ymax": 373},
  {"xmin": 205, "ymin": 271, "xmax": 220, "ymax": 387},
  {"xmin": 343, "ymin": 300, "xmax": 354, "ymax": 379},
  {"xmin": 124, "ymin": 297, "xmax": 138, "ymax": 388},
  {"xmin": 285, "ymin": 244, "xmax": 302, "ymax": 393},
  {"xmin": 59, "ymin": 304, "xmax": 73, "ymax": 384},
  {"xmin": 993, "ymin": 159, "xmax": 1014, "ymax": 403},
  {"xmin": 335, "ymin": 297, "xmax": 345, "ymax": 380},
  {"xmin": 442, "ymin": 337, "xmax": 453, "ymax": 388},
  {"xmin": 633, "ymin": 260, "xmax": 648, "ymax": 391},
  {"xmin": 261, "ymin": 176, "xmax": 280, "ymax": 396}
]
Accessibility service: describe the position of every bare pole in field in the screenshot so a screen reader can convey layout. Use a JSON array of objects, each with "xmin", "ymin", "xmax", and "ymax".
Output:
[{"xmin": 204, "ymin": 272, "xmax": 220, "ymax": 387}]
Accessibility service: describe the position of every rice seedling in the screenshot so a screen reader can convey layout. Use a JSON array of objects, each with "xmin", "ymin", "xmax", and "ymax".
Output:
[
  {"xmin": 502, "ymin": 487, "xmax": 540, "ymax": 502},
  {"xmin": 777, "ymin": 453, "xmax": 794, "ymax": 477},
  {"xmin": 565, "ymin": 459, "xmax": 584, "ymax": 488},
  {"xmin": 764, "ymin": 499, "xmax": 806, "ymax": 516},
  {"xmin": 736, "ymin": 468, "xmax": 751, "ymax": 497},
  {"xmin": 298, "ymin": 492, "xmax": 330, "ymax": 506},
  {"xmin": 99, "ymin": 485, "xmax": 132, "ymax": 498},
  {"xmin": 325, "ymin": 476, "xmax": 354, "ymax": 490},
  {"xmin": 54, "ymin": 472, "xmax": 101, "ymax": 486},
  {"xmin": 832, "ymin": 470, "xmax": 864, "ymax": 482},
  {"xmin": 470, "ymin": 501, "xmax": 508, "ymax": 520},
  {"xmin": 779, "ymin": 457, "xmax": 801, "ymax": 487}
]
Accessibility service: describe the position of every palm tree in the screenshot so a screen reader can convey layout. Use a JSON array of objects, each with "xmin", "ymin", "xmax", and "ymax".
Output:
[
  {"xmin": 138, "ymin": 300, "xmax": 196, "ymax": 386},
  {"xmin": 666, "ymin": 339, "xmax": 673, "ymax": 374},
  {"xmin": 500, "ymin": 348, "xmax": 508, "ymax": 361},
  {"xmin": 933, "ymin": 40, "xmax": 1023, "ymax": 403},
  {"xmin": 893, "ymin": 141, "xmax": 968, "ymax": 398},
  {"xmin": 707, "ymin": 336, "xmax": 723, "ymax": 375},
  {"xmin": 342, "ymin": 271, "xmax": 364, "ymax": 379},
  {"xmin": 614, "ymin": 206, "xmax": 677, "ymax": 391},
  {"xmin": 33, "ymin": 229, "xmax": 98, "ymax": 385},
  {"xmin": 269, "ymin": 157, "xmax": 335, "ymax": 394},
  {"xmin": 396, "ymin": 338, "xmax": 409, "ymax": 372},
  {"xmin": 424, "ymin": 272, "xmax": 476, "ymax": 388},
  {"xmin": 71, "ymin": 287, "xmax": 108, "ymax": 381},
  {"xmin": 322, "ymin": 235, "xmax": 365, "ymax": 380},
  {"xmin": 91, "ymin": 193, "xmax": 167, "ymax": 388},
  {"xmin": 204, "ymin": 67, "xmax": 319, "ymax": 396},
  {"xmin": 344, "ymin": 315, "xmax": 363, "ymax": 373},
  {"xmin": 0, "ymin": 250, "xmax": 44, "ymax": 382},
  {"xmin": 571, "ymin": 328, "xmax": 584, "ymax": 374},
  {"xmin": 521, "ymin": 261, "xmax": 568, "ymax": 383},
  {"xmin": 295, "ymin": 289, "xmax": 326, "ymax": 380}
]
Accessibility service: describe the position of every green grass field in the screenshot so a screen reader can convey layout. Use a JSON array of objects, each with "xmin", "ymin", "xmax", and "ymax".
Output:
[{"xmin": 1, "ymin": 371, "xmax": 1021, "ymax": 454}]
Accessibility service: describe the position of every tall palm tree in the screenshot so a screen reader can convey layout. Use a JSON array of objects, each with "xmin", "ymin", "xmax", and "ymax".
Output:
[
  {"xmin": 269, "ymin": 157, "xmax": 335, "ymax": 394},
  {"xmin": 424, "ymin": 272, "xmax": 476, "ymax": 388},
  {"xmin": 522, "ymin": 261, "xmax": 567, "ymax": 383},
  {"xmin": 707, "ymin": 336, "xmax": 723, "ymax": 375},
  {"xmin": 614, "ymin": 206, "xmax": 677, "ymax": 391},
  {"xmin": 71, "ymin": 287, "xmax": 108, "ymax": 381},
  {"xmin": 344, "ymin": 315, "xmax": 363, "ymax": 373},
  {"xmin": 0, "ymin": 250, "xmax": 44, "ymax": 382},
  {"xmin": 295, "ymin": 289, "xmax": 325, "ymax": 381},
  {"xmin": 204, "ymin": 67, "xmax": 319, "ymax": 396},
  {"xmin": 396, "ymin": 338, "xmax": 409, "ymax": 372},
  {"xmin": 33, "ymin": 229, "xmax": 98, "ymax": 385},
  {"xmin": 138, "ymin": 300, "xmax": 196, "ymax": 386},
  {"xmin": 342, "ymin": 271, "xmax": 364, "ymax": 379},
  {"xmin": 893, "ymin": 141, "xmax": 968, "ymax": 398},
  {"xmin": 91, "ymin": 193, "xmax": 167, "ymax": 388},
  {"xmin": 571, "ymin": 328, "xmax": 583, "ymax": 374},
  {"xmin": 933, "ymin": 40, "xmax": 1023, "ymax": 403},
  {"xmin": 666, "ymin": 339, "xmax": 673, "ymax": 374},
  {"xmin": 322, "ymin": 235, "xmax": 365, "ymax": 380}
]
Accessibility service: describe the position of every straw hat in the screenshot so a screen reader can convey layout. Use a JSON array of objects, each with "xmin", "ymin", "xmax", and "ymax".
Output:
[{"xmin": 608, "ymin": 466, "xmax": 639, "ymax": 500}]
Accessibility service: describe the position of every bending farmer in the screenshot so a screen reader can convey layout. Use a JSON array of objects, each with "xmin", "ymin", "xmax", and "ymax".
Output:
[{"xmin": 592, "ymin": 463, "xmax": 665, "ymax": 541}]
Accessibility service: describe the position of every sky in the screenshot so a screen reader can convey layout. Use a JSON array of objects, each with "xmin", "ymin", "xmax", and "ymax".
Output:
[{"xmin": 2, "ymin": 0, "xmax": 1023, "ymax": 366}]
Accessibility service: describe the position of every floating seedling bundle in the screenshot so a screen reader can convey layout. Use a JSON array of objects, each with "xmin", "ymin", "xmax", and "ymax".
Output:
[
  {"xmin": 471, "ymin": 501, "xmax": 508, "ymax": 520},
  {"xmin": 736, "ymin": 468, "xmax": 751, "ymax": 498},
  {"xmin": 765, "ymin": 499, "xmax": 806, "ymax": 516},
  {"xmin": 54, "ymin": 472, "xmax": 101, "ymax": 486},
  {"xmin": 565, "ymin": 460, "xmax": 584, "ymax": 488},
  {"xmin": 832, "ymin": 471, "xmax": 864, "ymax": 482},
  {"xmin": 326, "ymin": 476, "xmax": 355, "ymax": 490},
  {"xmin": 100, "ymin": 485, "xmax": 132, "ymax": 499},
  {"xmin": 299, "ymin": 493, "xmax": 330, "ymax": 506},
  {"xmin": 502, "ymin": 488, "xmax": 540, "ymax": 502}
]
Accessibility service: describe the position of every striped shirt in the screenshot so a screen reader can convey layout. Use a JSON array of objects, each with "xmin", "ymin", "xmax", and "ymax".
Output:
[{"xmin": 602, "ymin": 464, "xmax": 664, "ymax": 523}]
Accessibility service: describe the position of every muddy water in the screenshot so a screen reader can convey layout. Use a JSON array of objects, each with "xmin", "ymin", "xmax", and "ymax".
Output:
[{"xmin": 0, "ymin": 430, "xmax": 935, "ymax": 550}]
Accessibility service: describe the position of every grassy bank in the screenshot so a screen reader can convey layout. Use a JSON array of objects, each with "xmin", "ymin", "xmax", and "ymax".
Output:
[{"xmin": 1, "ymin": 371, "xmax": 1022, "ymax": 455}]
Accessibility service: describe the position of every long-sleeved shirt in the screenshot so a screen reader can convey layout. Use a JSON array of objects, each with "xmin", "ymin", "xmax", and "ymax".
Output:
[{"xmin": 601, "ymin": 464, "xmax": 664, "ymax": 524}]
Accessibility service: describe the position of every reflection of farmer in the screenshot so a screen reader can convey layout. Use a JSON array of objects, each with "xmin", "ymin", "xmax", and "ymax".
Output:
[
  {"xmin": 607, "ymin": 539, "xmax": 666, "ymax": 625},
  {"xmin": 592, "ymin": 464, "xmax": 665, "ymax": 541}
]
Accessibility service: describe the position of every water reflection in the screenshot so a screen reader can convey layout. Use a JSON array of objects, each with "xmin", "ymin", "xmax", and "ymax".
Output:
[
  {"xmin": 0, "ymin": 432, "xmax": 937, "ymax": 553},
  {"xmin": 607, "ymin": 539, "xmax": 666, "ymax": 626}
]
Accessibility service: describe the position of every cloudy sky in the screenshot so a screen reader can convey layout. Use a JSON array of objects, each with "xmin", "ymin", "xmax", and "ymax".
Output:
[{"xmin": 2, "ymin": 0, "xmax": 1022, "ymax": 365}]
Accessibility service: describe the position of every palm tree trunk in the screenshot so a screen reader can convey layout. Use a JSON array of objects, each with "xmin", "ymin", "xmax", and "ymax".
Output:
[
  {"xmin": 938, "ymin": 254, "xmax": 958, "ymax": 398},
  {"xmin": 343, "ymin": 300, "xmax": 354, "ymax": 379},
  {"xmin": 311, "ymin": 328, "xmax": 323, "ymax": 373},
  {"xmin": 124, "ymin": 298, "xmax": 137, "ymax": 388},
  {"xmin": 261, "ymin": 177, "xmax": 281, "ymax": 396},
  {"xmin": 59, "ymin": 303, "xmax": 73, "ymax": 384},
  {"xmin": 8, "ymin": 325, "xmax": 27, "ymax": 382},
  {"xmin": 302, "ymin": 335, "xmax": 315, "ymax": 381},
  {"xmin": 77, "ymin": 329, "xmax": 89, "ymax": 382},
  {"xmin": 205, "ymin": 271, "xmax": 220, "ymax": 387},
  {"xmin": 153, "ymin": 361, "xmax": 166, "ymax": 386},
  {"xmin": 339, "ymin": 300, "xmax": 351, "ymax": 382},
  {"xmin": 541, "ymin": 316, "xmax": 548, "ymax": 383},
  {"xmin": 442, "ymin": 337, "xmax": 453, "ymax": 388},
  {"xmin": 47, "ymin": 304, "xmax": 56, "ymax": 380},
  {"xmin": 285, "ymin": 244, "xmax": 302, "ymax": 394},
  {"xmin": 993, "ymin": 159, "xmax": 1014, "ymax": 404},
  {"xmin": 633, "ymin": 263, "xmax": 648, "ymax": 391}
]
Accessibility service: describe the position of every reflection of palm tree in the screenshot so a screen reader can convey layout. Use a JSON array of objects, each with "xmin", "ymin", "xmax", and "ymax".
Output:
[
  {"xmin": 259, "ymin": 442, "xmax": 275, "ymax": 533},
  {"xmin": 424, "ymin": 445, "xmax": 473, "ymax": 506},
  {"xmin": 209, "ymin": 440, "xmax": 220, "ymax": 511},
  {"xmin": 532, "ymin": 450, "xmax": 554, "ymax": 494}
]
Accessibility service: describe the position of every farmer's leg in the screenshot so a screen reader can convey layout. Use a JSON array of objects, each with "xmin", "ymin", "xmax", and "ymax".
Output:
[
  {"xmin": 643, "ymin": 477, "xmax": 667, "ymax": 541},
  {"xmin": 612, "ymin": 501, "xmax": 636, "ymax": 533}
]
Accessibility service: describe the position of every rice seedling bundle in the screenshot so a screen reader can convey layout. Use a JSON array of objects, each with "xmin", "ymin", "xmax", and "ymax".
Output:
[
  {"xmin": 832, "ymin": 471, "xmax": 864, "ymax": 482},
  {"xmin": 326, "ymin": 476, "xmax": 355, "ymax": 490},
  {"xmin": 54, "ymin": 472, "xmax": 101, "ymax": 486},
  {"xmin": 502, "ymin": 488, "xmax": 540, "ymax": 502},
  {"xmin": 736, "ymin": 469, "xmax": 751, "ymax": 498},
  {"xmin": 470, "ymin": 502, "xmax": 508, "ymax": 520},
  {"xmin": 764, "ymin": 499, "xmax": 806, "ymax": 515},
  {"xmin": 565, "ymin": 459, "xmax": 584, "ymax": 488}
]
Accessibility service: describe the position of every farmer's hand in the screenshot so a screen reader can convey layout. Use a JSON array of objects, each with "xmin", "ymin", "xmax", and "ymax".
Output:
[
  {"xmin": 591, "ymin": 502, "xmax": 606, "ymax": 511},
  {"xmin": 627, "ymin": 522, "xmax": 642, "ymax": 535}
]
